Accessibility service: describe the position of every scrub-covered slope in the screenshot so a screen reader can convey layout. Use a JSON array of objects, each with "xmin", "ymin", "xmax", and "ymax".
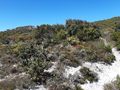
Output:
[{"xmin": 0, "ymin": 17, "xmax": 120, "ymax": 90}]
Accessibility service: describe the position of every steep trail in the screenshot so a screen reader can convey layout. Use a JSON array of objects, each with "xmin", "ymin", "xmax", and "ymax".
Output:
[
  {"xmin": 81, "ymin": 38, "xmax": 120, "ymax": 90},
  {"xmin": 81, "ymin": 48, "xmax": 120, "ymax": 90}
]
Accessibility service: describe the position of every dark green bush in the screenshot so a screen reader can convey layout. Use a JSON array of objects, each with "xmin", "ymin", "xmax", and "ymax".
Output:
[
  {"xmin": 27, "ymin": 58, "xmax": 49, "ymax": 84},
  {"xmin": 53, "ymin": 29, "xmax": 67, "ymax": 41},
  {"xmin": 77, "ymin": 28, "xmax": 101, "ymax": 41},
  {"xmin": 105, "ymin": 54, "xmax": 115, "ymax": 64},
  {"xmin": 104, "ymin": 45, "xmax": 112, "ymax": 53},
  {"xmin": 80, "ymin": 67, "xmax": 98, "ymax": 83},
  {"xmin": 86, "ymin": 49, "xmax": 98, "ymax": 62},
  {"xmin": 111, "ymin": 31, "xmax": 120, "ymax": 50},
  {"xmin": 66, "ymin": 19, "xmax": 101, "ymax": 41},
  {"xmin": 75, "ymin": 85, "xmax": 84, "ymax": 90},
  {"xmin": 115, "ymin": 39, "xmax": 120, "ymax": 50},
  {"xmin": 18, "ymin": 44, "xmax": 53, "ymax": 84}
]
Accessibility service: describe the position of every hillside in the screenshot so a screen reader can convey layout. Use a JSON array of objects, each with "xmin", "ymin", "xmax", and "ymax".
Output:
[
  {"xmin": 95, "ymin": 17, "xmax": 120, "ymax": 28},
  {"xmin": 0, "ymin": 17, "xmax": 120, "ymax": 90}
]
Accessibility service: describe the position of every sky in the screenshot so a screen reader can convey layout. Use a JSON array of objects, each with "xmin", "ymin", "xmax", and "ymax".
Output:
[{"xmin": 0, "ymin": 0, "xmax": 120, "ymax": 31}]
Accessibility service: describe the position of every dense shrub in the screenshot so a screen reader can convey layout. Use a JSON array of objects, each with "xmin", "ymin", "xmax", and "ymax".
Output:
[
  {"xmin": 77, "ymin": 28, "xmax": 101, "ymax": 41},
  {"xmin": 34, "ymin": 25, "xmax": 55, "ymax": 41},
  {"xmin": 19, "ymin": 45, "xmax": 38, "ymax": 66},
  {"xmin": 111, "ymin": 31, "xmax": 120, "ymax": 50},
  {"xmin": 111, "ymin": 31, "xmax": 120, "ymax": 41},
  {"xmin": 75, "ymin": 85, "xmax": 84, "ymax": 90},
  {"xmin": 80, "ymin": 67, "xmax": 98, "ymax": 83},
  {"xmin": 18, "ymin": 44, "xmax": 53, "ymax": 84},
  {"xmin": 104, "ymin": 54, "xmax": 115, "ymax": 64},
  {"xmin": 104, "ymin": 45, "xmax": 112, "ymax": 53},
  {"xmin": 26, "ymin": 58, "xmax": 49, "ymax": 84},
  {"xmin": 116, "ymin": 44, "xmax": 120, "ymax": 50},
  {"xmin": 53, "ymin": 29, "xmax": 67, "ymax": 41},
  {"xmin": 67, "ymin": 36, "xmax": 80, "ymax": 45},
  {"xmin": 66, "ymin": 19, "xmax": 101, "ymax": 41},
  {"xmin": 85, "ymin": 49, "xmax": 98, "ymax": 62}
]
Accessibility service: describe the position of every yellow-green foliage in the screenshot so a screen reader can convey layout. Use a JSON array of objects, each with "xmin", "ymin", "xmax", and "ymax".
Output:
[
  {"xmin": 67, "ymin": 36, "xmax": 80, "ymax": 45},
  {"xmin": 111, "ymin": 31, "xmax": 120, "ymax": 50},
  {"xmin": 55, "ymin": 29, "xmax": 67, "ymax": 40},
  {"xmin": 11, "ymin": 43, "xmax": 26, "ymax": 55},
  {"xmin": 95, "ymin": 17, "xmax": 120, "ymax": 29}
]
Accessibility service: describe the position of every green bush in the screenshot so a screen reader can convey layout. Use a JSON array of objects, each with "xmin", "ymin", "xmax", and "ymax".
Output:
[
  {"xmin": 77, "ymin": 28, "xmax": 101, "ymax": 41},
  {"xmin": 67, "ymin": 36, "xmax": 80, "ymax": 45},
  {"xmin": 66, "ymin": 19, "xmax": 101, "ymax": 41},
  {"xmin": 19, "ymin": 45, "xmax": 38, "ymax": 66},
  {"xmin": 18, "ymin": 44, "xmax": 53, "ymax": 84},
  {"xmin": 104, "ymin": 45, "xmax": 112, "ymax": 53},
  {"xmin": 27, "ymin": 58, "xmax": 48, "ymax": 83},
  {"xmin": 86, "ymin": 49, "xmax": 98, "ymax": 62},
  {"xmin": 75, "ymin": 85, "xmax": 84, "ymax": 90},
  {"xmin": 116, "ymin": 44, "xmax": 120, "ymax": 50},
  {"xmin": 80, "ymin": 67, "xmax": 98, "ymax": 83},
  {"xmin": 111, "ymin": 31, "xmax": 120, "ymax": 50},
  {"xmin": 54, "ymin": 30, "xmax": 67, "ymax": 41},
  {"xmin": 105, "ymin": 54, "xmax": 115, "ymax": 64},
  {"xmin": 111, "ymin": 31, "xmax": 120, "ymax": 41}
]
